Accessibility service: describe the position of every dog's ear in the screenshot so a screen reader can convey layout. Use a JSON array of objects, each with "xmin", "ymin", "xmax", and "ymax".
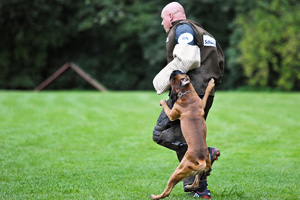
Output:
[{"xmin": 180, "ymin": 77, "xmax": 190, "ymax": 87}]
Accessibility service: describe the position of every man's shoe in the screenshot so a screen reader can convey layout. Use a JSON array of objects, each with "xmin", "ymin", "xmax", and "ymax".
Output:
[
  {"xmin": 209, "ymin": 147, "xmax": 220, "ymax": 165},
  {"xmin": 191, "ymin": 189, "xmax": 211, "ymax": 199}
]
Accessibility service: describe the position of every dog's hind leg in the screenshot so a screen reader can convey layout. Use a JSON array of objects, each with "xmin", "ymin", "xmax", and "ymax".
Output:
[
  {"xmin": 184, "ymin": 174, "xmax": 201, "ymax": 191},
  {"xmin": 151, "ymin": 161, "xmax": 193, "ymax": 199},
  {"xmin": 183, "ymin": 160, "xmax": 206, "ymax": 190},
  {"xmin": 150, "ymin": 174, "xmax": 180, "ymax": 199}
]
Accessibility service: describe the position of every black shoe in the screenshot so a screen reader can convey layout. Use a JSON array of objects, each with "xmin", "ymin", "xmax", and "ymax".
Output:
[
  {"xmin": 189, "ymin": 189, "xmax": 211, "ymax": 199},
  {"xmin": 209, "ymin": 147, "xmax": 220, "ymax": 165},
  {"xmin": 196, "ymin": 148, "xmax": 221, "ymax": 181}
]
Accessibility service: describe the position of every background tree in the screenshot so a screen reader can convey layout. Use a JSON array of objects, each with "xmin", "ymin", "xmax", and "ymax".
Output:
[
  {"xmin": 0, "ymin": 0, "xmax": 299, "ymax": 91},
  {"xmin": 0, "ymin": 0, "xmax": 81, "ymax": 89},
  {"xmin": 235, "ymin": 0, "xmax": 300, "ymax": 90}
]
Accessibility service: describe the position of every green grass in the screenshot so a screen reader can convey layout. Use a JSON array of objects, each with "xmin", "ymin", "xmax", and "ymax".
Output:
[{"xmin": 0, "ymin": 91, "xmax": 299, "ymax": 200}]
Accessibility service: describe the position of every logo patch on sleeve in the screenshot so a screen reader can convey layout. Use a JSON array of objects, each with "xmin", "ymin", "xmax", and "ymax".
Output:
[
  {"xmin": 203, "ymin": 35, "xmax": 216, "ymax": 47},
  {"xmin": 178, "ymin": 33, "xmax": 194, "ymax": 44}
]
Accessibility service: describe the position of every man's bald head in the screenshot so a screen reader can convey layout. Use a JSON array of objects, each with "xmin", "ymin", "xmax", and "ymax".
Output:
[{"xmin": 161, "ymin": 2, "xmax": 186, "ymax": 32}]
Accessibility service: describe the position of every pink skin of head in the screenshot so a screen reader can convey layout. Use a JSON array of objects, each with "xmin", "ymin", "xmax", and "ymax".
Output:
[{"xmin": 161, "ymin": 2, "xmax": 186, "ymax": 32}]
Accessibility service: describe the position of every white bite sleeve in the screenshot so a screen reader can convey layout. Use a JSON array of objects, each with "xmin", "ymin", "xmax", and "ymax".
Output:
[{"xmin": 153, "ymin": 44, "xmax": 201, "ymax": 94}]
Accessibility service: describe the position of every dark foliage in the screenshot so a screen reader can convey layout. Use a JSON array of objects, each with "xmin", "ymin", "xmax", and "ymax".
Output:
[{"xmin": 0, "ymin": 0, "xmax": 299, "ymax": 91}]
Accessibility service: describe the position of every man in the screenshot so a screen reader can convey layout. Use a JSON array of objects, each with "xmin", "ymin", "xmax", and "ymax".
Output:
[{"xmin": 153, "ymin": 2, "xmax": 224, "ymax": 199}]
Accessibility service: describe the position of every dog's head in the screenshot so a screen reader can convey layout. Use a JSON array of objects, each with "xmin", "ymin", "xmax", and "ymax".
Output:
[
  {"xmin": 169, "ymin": 70, "xmax": 191, "ymax": 88},
  {"xmin": 169, "ymin": 70, "xmax": 191, "ymax": 100}
]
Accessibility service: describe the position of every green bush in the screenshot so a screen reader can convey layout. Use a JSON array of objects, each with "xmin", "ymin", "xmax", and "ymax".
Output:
[{"xmin": 236, "ymin": 0, "xmax": 300, "ymax": 90}]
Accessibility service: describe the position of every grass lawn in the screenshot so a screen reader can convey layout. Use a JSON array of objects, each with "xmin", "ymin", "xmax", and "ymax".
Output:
[{"xmin": 0, "ymin": 90, "xmax": 299, "ymax": 200}]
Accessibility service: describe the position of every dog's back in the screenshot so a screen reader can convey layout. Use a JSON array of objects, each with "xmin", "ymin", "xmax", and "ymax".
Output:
[{"xmin": 174, "ymin": 87, "xmax": 208, "ymax": 161}]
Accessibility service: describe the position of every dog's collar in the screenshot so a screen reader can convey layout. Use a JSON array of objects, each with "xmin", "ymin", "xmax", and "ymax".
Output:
[{"xmin": 177, "ymin": 90, "xmax": 194, "ymax": 100}]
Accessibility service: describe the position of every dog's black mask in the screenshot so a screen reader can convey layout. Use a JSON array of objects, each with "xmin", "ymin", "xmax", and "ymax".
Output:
[
  {"xmin": 169, "ymin": 70, "xmax": 185, "ymax": 103},
  {"xmin": 169, "ymin": 70, "xmax": 185, "ymax": 80}
]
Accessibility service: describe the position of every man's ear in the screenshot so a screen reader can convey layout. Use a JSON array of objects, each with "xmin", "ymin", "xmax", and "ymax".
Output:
[{"xmin": 169, "ymin": 13, "xmax": 173, "ymax": 21}]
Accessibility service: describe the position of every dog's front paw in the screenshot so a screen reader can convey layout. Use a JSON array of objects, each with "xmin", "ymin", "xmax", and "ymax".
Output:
[
  {"xmin": 209, "ymin": 78, "xmax": 215, "ymax": 86},
  {"xmin": 160, "ymin": 100, "xmax": 166, "ymax": 106},
  {"xmin": 207, "ymin": 78, "xmax": 215, "ymax": 90}
]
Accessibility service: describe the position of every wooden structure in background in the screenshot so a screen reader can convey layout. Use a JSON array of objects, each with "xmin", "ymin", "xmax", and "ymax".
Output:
[{"xmin": 34, "ymin": 62, "xmax": 107, "ymax": 92}]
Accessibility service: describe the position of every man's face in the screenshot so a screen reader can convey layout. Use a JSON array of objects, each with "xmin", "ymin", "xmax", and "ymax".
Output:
[{"xmin": 161, "ymin": 9, "xmax": 172, "ymax": 32}]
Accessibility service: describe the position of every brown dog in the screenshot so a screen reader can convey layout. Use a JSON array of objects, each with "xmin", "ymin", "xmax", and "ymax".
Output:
[{"xmin": 150, "ymin": 70, "xmax": 215, "ymax": 200}]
